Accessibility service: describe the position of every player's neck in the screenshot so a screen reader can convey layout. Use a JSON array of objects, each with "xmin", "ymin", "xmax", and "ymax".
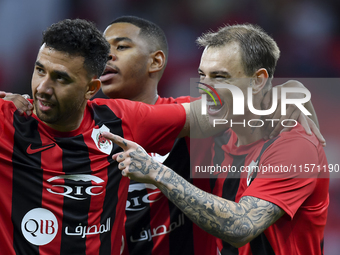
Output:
[
  {"xmin": 130, "ymin": 80, "xmax": 159, "ymax": 104},
  {"xmin": 233, "ymin": 127, "xmax": 265, "ymax": 146},
  {"xmin": 131, "ymin": 92, "xmax": 159, "ymax": 105},
  {"xmin": 39, "ymin": 111, "xmax": 85, "ymax": 133},
  {"xmin": 33, "ymin": 102, "xmax": 87, "ymax": 132}
]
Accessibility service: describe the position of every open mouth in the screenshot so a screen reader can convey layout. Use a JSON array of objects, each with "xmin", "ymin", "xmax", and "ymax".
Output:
[
  {"xmin": 100, "ymin": 65, "xmax": 118, "ymax": 82},
  {"xmin": 207, "ymin": 100, "xmax": 223, "ymax": 113},
  {"xmin": 37, "ymin": 98, "xmax": 54, "ymax": 112}
]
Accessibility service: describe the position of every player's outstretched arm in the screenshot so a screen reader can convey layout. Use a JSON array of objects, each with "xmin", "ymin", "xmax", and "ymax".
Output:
[
  {"xmin": 103, "ymin": 132, "xmax": 285, "ymax": 247},
  {"xmin": 180, "ymin": 101, "xmax": 227, "ymax": 138},
  {"xmin": 0, "ymin": 91, "xmax": 33, "ymax": 116}
]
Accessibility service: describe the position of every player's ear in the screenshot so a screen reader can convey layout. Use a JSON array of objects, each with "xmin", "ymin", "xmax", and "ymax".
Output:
[
  {"xmin": 252, "ymin": 68, "xmax": 269, "ymax": 95},
  {"xmin": 149, "ymin": 50, "xmax": 166, "ymax": 74},
  {"xmin": 85, "ymin": 78, "xmax": 101, "ymax": 99}
]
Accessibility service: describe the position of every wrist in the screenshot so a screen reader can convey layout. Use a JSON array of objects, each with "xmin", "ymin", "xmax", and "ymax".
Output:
[{"xmin": 153, "ymin": 164, "xmax": 175, "ymax": 189}]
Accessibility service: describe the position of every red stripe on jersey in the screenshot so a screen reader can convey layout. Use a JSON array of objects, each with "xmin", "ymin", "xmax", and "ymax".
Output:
[
  {"xmin": 213, "ymin": 126, "xmax": 329, "ymax": 255},
  {"xmin": 84, "ymin": 133, "xmax": 108, "ymax": 255},
  {"xmin": 83, "ymin": 106, "xmax": 129, "ymax": 255},
  {"xmin": 111, "ymin": 176, "xmax": 130, "ymax": 253},
  {"xmin": 192, "ymin": 179, "xmax": 218, "ymax": 255},
  {"xmin": 189, "ymin": 134, "xmax": 218, "ymax": 255},
  {"xmin": 0, "ymin": 102, "xmax": 15, "ymax": 255}
]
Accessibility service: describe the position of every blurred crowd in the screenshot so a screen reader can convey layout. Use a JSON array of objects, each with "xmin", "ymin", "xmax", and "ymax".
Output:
[{"xmin": 0, "ymin": 0, "xmax": 339, "ymax": 253}]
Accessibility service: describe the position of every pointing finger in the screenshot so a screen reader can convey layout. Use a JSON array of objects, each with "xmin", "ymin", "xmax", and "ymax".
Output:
[{"xmin": 101, "ymin": 132, "xmax": 130, "ymax": 151}]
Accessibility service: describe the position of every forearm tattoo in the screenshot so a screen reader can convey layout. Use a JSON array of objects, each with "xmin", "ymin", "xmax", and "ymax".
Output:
[
  {"xmin": 126, "ymin": 146, "xmax": 166, "ymax": 178},
  {"xmin": 153, "ymin": 167, "xmax": 284, "ymax": 247},
  {"xmin": 128, "ymin": 147, "xmax": 150, "ymax": 174},
  {"xmin": 126, "ymin": 146, "xmax": 284, "ymax": 246}
]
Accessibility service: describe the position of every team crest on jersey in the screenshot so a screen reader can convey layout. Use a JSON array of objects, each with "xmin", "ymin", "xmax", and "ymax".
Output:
[
  {"xmin": 91, "ymin": 124, "xmax": 112, "ymax": 155},
  {"xmin": 247, "ymin": 160, "xmax": 258, "ymax": 186}
]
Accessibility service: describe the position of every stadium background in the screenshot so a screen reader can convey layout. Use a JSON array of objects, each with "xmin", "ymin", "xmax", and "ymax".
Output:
[{"xmin": 0, "ymin": 0, "xmax": 339, "ymax": 253}]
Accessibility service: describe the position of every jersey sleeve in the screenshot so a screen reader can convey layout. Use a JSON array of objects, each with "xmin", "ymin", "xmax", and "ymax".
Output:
[
  {"xmin": 101, "ymin": 99, "xmax": 186, "ymax": 155},
  {"xmin": 242, "ymin": 136, "xmax": 323, "ymax": 219}
]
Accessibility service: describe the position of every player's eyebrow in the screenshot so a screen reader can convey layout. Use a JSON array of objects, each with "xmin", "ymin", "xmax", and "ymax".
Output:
[
  {"xmin": 113, "ymin": 37, "xmax": 133, "ymax": 43},
  {"xmin": 35, "ymin": 61, "xmax": 44, "ymax": 68},
  {"xmin": 35, "ymin": 60, "xmax": 72, "ymax": 80},
  {"xmin": 53, "ymin": 70, "xmax": 72, "ymax": 81},
  {"xmin": 210, "ymin": 71, "xmax": 231, "ymax": 77},
  {"xmin": 198, "ymin": 68, "xmax": 231, "ymax": 77}
]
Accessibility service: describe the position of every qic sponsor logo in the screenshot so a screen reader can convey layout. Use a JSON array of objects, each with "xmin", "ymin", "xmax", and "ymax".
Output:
[
  {"xmin": 126, "ymin": 183, "xmax": 163, "ymax": 211},
  {"xmin": 21, "ymin": 208, "xmax": 58, "ymax": 246},
  {"xmin": 47, "ymin": 174, "xmax": 104, "ymax": 200}
]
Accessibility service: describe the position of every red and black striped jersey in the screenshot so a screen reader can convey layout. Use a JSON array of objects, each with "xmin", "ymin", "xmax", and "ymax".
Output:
[
  {"xmin": 210, "ymin": 124, "xmax": 329, "ymax": 255},
  {"xmin": 0, "ymin": 98, "xmax": 185, "ymax": 255},
  {"xmin": 121, "ymin": 96, "xmax": 218, "ymax": 255}
]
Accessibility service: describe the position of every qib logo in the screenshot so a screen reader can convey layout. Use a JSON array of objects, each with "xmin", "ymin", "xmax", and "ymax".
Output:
[{"xmin": 21, "ymin": 208, "xmax": 58, "ymax": 246}]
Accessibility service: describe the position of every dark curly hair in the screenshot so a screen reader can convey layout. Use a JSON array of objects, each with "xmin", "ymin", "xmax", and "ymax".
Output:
[{"xmin": 42, "ymin": 19, "xmax": 110, "ymax": 78}]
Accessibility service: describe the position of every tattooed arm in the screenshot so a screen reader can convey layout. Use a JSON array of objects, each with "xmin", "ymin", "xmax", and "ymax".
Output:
[
  {"xmin": 103, "ymin": 132, "xmax": 285, "ymax": 248},
  {"xmin": 152, "ymin": 168, "xmax": 284, "ymax": 247}
]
